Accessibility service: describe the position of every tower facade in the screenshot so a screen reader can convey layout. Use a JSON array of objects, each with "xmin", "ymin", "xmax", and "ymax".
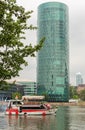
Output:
[
  {"xmin": 37, "ymin": 2, "xmax": 69, "ymax": 101},
  {"xmin": 76, "ymin": 72, "xmax": 83, "ymax": 86}
]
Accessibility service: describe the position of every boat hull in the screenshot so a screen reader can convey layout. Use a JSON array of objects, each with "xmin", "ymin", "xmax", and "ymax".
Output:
[{"xmin": 5, "ymin": 108, "xmax": 57, "ymax": 116}]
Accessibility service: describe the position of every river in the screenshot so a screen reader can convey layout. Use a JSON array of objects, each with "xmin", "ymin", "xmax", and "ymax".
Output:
[{"xmin": 0, "ymin": 105, "xmax": 85, "ymax": 130}]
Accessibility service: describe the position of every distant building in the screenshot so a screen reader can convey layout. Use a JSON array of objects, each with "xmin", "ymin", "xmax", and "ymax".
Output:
[
  {"xmin": 17, "ymin": 81, "xmax": 37, "ymax": 95},
  {"xmin": 0, "ymin": 83, "xmax": 24, "ymax": 100},
  {"xmin": 37, "ymin": 2, "xmax": 69, "ymax": 102},
  {"xmin": 0, "ymin": 91, "xmax": 11, "ymax": 101},
  {"xmin": 76, "ymin": 72, "xmax": 83, "ymax": 86},
  {"xmin": 0, "ymin": 81, "xmax": 37, "ymax": 100}
]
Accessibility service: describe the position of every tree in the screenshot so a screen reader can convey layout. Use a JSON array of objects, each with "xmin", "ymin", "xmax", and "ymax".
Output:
[
  {"xmin": 0, "ymin": 0, "xmax": 45, "ymax": 88},
  {"xmin": 79, "ymin": 89, "xmax": 85, "ymax": 101},
  {"xmin": 69, "ymin": 86, "xmax": 79, "ymax": 99},
  {"xmin": 12, "ymin": 92, "xmax": 22, "ymax": 99}
]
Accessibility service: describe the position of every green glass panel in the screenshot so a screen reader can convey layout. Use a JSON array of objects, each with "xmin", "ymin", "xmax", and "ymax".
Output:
[{"xmin": 37, "ymin": 2, "xmax": 69, "ymax": 102}]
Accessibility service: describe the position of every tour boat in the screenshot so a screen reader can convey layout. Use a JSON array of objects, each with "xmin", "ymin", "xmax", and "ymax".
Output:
[{"xmin": 5, "ymin": 96, "xmax": 57, "ymax": 116}]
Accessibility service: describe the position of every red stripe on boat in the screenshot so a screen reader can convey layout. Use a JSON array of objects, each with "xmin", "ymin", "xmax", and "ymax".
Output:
[{"xmin": 6, "ymin": 108, "xmax": 18, "ymax": 115}]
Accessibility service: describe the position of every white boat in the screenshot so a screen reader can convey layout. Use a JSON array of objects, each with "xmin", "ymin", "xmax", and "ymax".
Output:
[{"xmin": 5, "ymin": 99, "xmax": 57, "ymax": 116}]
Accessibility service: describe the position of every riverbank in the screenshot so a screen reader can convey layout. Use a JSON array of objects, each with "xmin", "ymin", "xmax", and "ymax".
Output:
[
  {"xmin": 50, "ymin": 101, "xmax": 85, "ymax": 107},
  {"xmin": 1, "ymin": 100, "xmax": 85, "ymax": 107}
]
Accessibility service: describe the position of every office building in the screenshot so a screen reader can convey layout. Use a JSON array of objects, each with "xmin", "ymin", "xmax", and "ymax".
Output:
[
  {"xmin": 18, "ymin": 81, "xmax": 37, "ymax": 95},
  {"xmin": 76, "ymin": 72, "xmax": 83, "ymax": 86},
  {"xmin": 37, "ymin": 2, "xmax": 69, "ymax": 101},
  {"xmin": 0, "ymin": 83, "xmax": 24, "ymax": 100}
]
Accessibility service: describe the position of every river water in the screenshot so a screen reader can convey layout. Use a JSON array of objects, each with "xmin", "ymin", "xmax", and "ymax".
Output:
[{"xmin": 0, "ymin": 105, "xmax": 85, "ymax": 130}]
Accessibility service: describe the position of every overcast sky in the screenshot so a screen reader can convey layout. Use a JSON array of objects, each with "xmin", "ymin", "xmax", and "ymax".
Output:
[{"xmin": 13, "ymin": 0, "xmax": 85, "ymax": 85}]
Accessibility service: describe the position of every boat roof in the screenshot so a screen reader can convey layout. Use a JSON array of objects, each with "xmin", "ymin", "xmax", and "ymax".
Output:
[
  {"xmin": 8, "ymin": 99, "xmax": 22, "ymax": 102},
  {"xmin": 22, "ymin": 95, "xmax": 45, "ymax": 100}
]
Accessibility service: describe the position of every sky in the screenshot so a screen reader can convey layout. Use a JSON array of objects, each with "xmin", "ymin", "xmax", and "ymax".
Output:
[{"xmin": 13, "ymin": 0, "xmax": 85, "ymax": 85}]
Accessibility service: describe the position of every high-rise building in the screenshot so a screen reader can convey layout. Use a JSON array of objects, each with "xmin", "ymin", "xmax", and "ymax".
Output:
[
  {"xmin": 76, "ymin": 72, "xmax": 83, "ymax": 86},
  {"xmin": 37, "ymin": 2, "xmax": 69, "ymax": 102}
]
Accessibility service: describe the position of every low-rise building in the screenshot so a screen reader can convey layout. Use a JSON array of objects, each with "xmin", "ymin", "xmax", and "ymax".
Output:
[
  {"xmin": 0, "ymin": 83, "xmax": 24, "ymax": 100},
  {"xmin": 77, "ymin": 84, "xmax": 85, "ymax": 94},
  {"xmin": 17, "ymin": 81, "xmax": 37, "ymax": 95}
]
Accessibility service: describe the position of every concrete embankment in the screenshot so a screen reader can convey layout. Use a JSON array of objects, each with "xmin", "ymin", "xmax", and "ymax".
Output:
[
  {"xmin": 1, "ymin": 101, "xmax": 85, "ymax": 107},
  {"xmin": 50, "ymin": 101, "xmax": 85, "ymax": 107}
]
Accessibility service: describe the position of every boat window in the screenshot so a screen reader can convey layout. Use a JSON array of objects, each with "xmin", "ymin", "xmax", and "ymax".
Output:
[
  {"xmin": 21, "ymin": 105, "xmax": 45, "ymax": 110},
  {"xmin": 40, "ymin": 105, "xmax": 45, "ymax": 109},
  {"xmin": 13, "ymin": 101, "xmax": 22, "ymax": 105}
]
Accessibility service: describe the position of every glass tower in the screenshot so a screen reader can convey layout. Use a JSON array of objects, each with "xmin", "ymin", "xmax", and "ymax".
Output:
[
  {"xmin": 37, "ymin": 2, "xmax": 69, "ymax": 102},
  {"xmin": 76, "ymin": 72, "xmax": 83, "ymax": 86}
]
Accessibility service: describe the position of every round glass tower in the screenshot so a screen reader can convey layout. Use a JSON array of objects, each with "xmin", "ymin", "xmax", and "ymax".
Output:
[{"xmin": 37, "ymin": 2, "xmax": 69, "ymax": 102}]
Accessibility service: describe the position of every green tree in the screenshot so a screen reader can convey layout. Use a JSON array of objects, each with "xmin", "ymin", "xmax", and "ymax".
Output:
[
  {"xmin": 0, "ymin": 0, "xmax": 45, "ymax": 88},
  {"xmin": 12, "ymin": 92, "xmax": 22, "ymax": 99},
  {"xmin": 79, "ymin": 89, "xmax": 85, "ymax": 101},
  {"xmin": 69, "ymin": 86, "xmax": 79, "ymax": 99}
]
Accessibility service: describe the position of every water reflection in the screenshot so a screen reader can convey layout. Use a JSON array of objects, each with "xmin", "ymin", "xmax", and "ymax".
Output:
[
  {"xmin": 0, "ymin": 106, "xmax": 85, "ymax": 130},
  {"xmin": 0, "ymin": 107, "xmax": 74, "ymax": 130},
  {"xmin": 5, "ymin": 107, "xmax": 69, "ymax": 130},
  {"xmin": 6, "ymin": 115, "xmax": 58, "ymax": 130},
  {"xmin": 56, "ymin": 106, "xmax": 69, "ymax": 130},
  {"xmin": 68, "ymin": 106, "xmax": 85, "ymax": 130}
]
